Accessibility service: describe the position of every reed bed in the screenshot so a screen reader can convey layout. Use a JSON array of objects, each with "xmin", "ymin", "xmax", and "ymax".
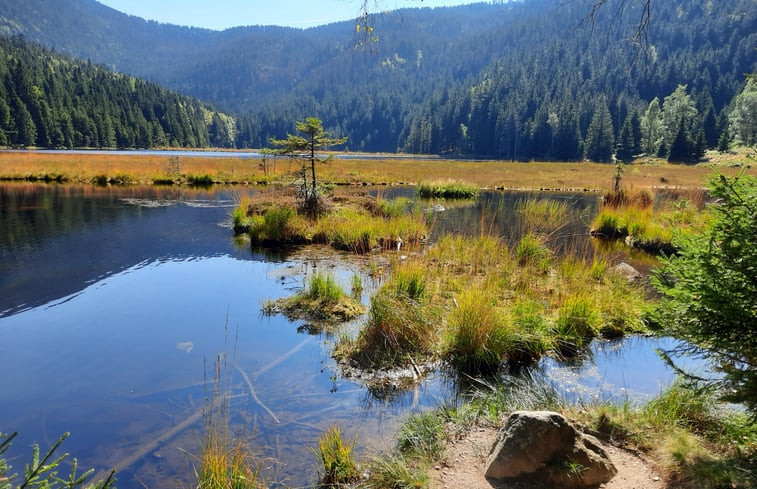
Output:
[
  {"xmin": 591, "ymin": 188, "xmax": 711, "ymax": 254},
  {"xmin": 2, "ymin": 150, "xmax": 743, "ymax": 189},
  {"xmin": 417, "ymin": 180, "xmax": 479, "ymax": 199},
  {"xmin": 234, "ymin": 200, "xmax": 428, "ymax": 254},
  {"xmin": 337, "ymin": 233, "xmax": 650, "ymax": 373}
]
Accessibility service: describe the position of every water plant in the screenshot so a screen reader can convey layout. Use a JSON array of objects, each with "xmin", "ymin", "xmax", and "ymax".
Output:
[
  {"xmin": 270, "ymin": 271, "xmax": 364, "ymax": 323},
  {"xmin": 188, "ymin": 173, "xmax": 214, "ymax": 186},
  {"xmin": 198, "ymin": 355, "xmax": 263, "ymax": 489},
  {"xmin": 313, "ymin": 425, "xmax": 360, "ymax": 487},
  {"xmin": 417, "ymin": 181, "xmax": 479, "ymax": 199},
  {"xmin": 444, "ymin": 288, "xmax": 510, "ymax": 373}
]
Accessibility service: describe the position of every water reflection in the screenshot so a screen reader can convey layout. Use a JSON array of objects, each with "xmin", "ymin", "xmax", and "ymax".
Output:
[{"xmin": 0, "ymin": 183, "xmax": 680, "ymax": 489}]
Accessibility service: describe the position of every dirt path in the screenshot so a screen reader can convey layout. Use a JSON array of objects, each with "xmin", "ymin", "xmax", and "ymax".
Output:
[{"xmin": 431, "ymin": 425, "xmax": 668, "ymax": 489}]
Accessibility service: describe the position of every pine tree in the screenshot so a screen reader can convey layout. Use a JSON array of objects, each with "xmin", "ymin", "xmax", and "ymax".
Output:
[{"xmin": 269, "ymin": 117, "xmax": 347, "ymax": 213}]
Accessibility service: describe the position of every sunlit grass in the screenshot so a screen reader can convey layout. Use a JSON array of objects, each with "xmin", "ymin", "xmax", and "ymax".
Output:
[
  {"xmin": 338, "ymin": 232, "xmax": 651, "ymax": 372},
  {"xmin": 591, "ymin": 188, "xmax": 710, "ymax": 254},
  {"xmin": 417, "ymin": 180, "xmax": 479, "ymax": 199},
  {"xmin": 0, "ymin": 151, "xmax": 746, "ymax": 189},
  {"xmin": 198, "ymin": 356, "xmax": 263, "ymax": 489},
  {"xmin": 313, "ymin": 425, "xmax": 360, "ymax": 487},
  {"xmin": 234, "ymin": 200, "xmax": 427, "ymax": 254}
]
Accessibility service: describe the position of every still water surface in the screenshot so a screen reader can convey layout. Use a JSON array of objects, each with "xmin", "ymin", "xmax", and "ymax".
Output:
[{"xmin": 1, "ymin": 183, "xmax": 679, "ymax": 488}]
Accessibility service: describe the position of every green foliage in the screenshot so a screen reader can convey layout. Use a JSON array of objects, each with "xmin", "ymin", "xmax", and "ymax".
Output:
[
  {"xmin": 396, "ymin": 412, "xmax": 445, "ymax": 459},
  {"xmin": 515, "ymin": 233, "xmax": 551, "ymax": 268},
  {"xmin": 0, "ymin": 36, "xmax": 228, "ymax": 149},
  {"xmin": 313, "ymin": 426, "xmax": 360, "ymax": 487},
  {"xmin": 444, "ymin": 288, "xmax": 510, "ymax": 373},
  {"xmin": 269, "ymin": 117, "xmax": 347, "ymax": 211},
  {"xmin": 554, "ymin": 294, "xmax": 601, "ymax": 349},
  {"xmin": 361, "ymin": 454, "xmax": 429, "ymax": 489},
  {"xmin": 392, "ymin": 264, "xmax": 427, "ymax": 300},
  {"xmin": 0, "ymin": 432, "xmax": 116, "ymax": 489},
  {"xmin": 584, "ymin": 98, "xmax": 614, "ymax": 162},
  {"xmin": 342, "ymin": 287, "xmax": 439, "ymax": 367},
  {"xmin": 652, "ymin": 170, "xmax": 757, "ymax": 413},
  {"xmin": 350, "ymin": 273, "xmax": 363, "ymax": 299},
  {"xmin": 304, "ymin": 272, "xmax": 346, "ymax": 304},
  {"xmin": 187, "ymin": 174, "xmax": 214, "ymax": 186},
  {"xmin": 417, "ymin": 181, "xmax": 479, "ymax": 199}
]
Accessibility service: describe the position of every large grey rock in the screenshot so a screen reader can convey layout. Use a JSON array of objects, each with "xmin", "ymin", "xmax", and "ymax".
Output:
[
  {"xmin": 610, "ymin": 262, "xmax": 642, "ymax": 282},
  {"xmin": 484, "ymin": 411, "xmax": 617, "ymax": 488}
]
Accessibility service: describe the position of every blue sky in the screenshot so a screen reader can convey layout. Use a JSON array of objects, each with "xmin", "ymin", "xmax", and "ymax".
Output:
[{"xmin": 96, "ymin": 0, "xmax": 481, "ymax": 30}]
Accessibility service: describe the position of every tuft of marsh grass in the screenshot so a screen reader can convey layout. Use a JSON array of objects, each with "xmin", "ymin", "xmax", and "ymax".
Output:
[
  {"xmin": 350, "ymin": 273, "xmax": 363, "ymax": 299},
  {"xmin": 515, "ymin": 233, "xmax": 551, "ymax": 269},
  {"xmin": 313, "ymin": 425, "xmax": 360, "ymax": 487},
  {"xmin": 338, "ymin": 288, "xmax": 440, "ymax": 368},
  {"xmin": 515, "ymin": 197, "xmax": 574, "ymax": 234},
  {"xmin": 417, "ymin": 181, "xmax": 479, "ymax": 199},
  {"xmin": 361, "ymin": 454, "xmax": 429, "ymax": 489},
  {"xmin": 188, "ymin": 174, "xmax": 214, "ymax": 186},
  {"xmin": 268, "ymin": 271, "xmax": 364, "ymax": 323},
  {"xmin": 198, "ymin": 355, "xmax": 263, "ymax": 489},
  {"xmin": 591, "ymin": 188, "xmax": 710, "ymax": 254},
  {"xmin": 554, "ymin": 294, "xmax": 601, "ymax": 350},
  {"xmin": 233, "ymin": 200, "xmax": 427, "ymax": 253},
  {"xmin": 444, "ymin": 288, "xmax": 510, "ymax": 373},
  {"xmin": 396, "ymin": 411, "xmax": 446, "ymax": 459},
  {"xmin": 303, "ymin": 272, "xmax": 346, "ymax": 304}
]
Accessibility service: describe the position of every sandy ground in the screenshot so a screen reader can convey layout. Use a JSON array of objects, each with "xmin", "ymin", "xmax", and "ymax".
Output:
[{"xmin": 430, "ymin": 424, "xmax": 668, "ymax": 489}]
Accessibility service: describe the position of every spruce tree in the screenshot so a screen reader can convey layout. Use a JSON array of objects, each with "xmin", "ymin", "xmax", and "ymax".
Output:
[
  {"xmin": 615, "ymin": 116, "xmax": 635, "ymax": 162},
  {"xmin": 667, "ymin": 120, "xmax": 691, "ymax": 162},
  {"xmin": 584, "ymin": 100, "xmax": 614, "ymax": 162}
]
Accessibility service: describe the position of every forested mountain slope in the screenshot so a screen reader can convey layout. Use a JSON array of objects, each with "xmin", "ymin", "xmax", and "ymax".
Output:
[
  {"xmin": 0, "ymin": 0, "xmax": 754, "ymax": 155},
  {"xmin": 0, "ymin": 36, "xmax": 234, "ymax": 148}
]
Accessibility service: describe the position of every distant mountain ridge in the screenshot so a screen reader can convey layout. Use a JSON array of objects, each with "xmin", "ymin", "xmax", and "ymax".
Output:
[
  {"xmin": 0, "ymin": 0, "xmax": 754, "ymax": 155},
  {"xmin": 0, "ymin": 35, "xmax": 234, "ymax": 148}
]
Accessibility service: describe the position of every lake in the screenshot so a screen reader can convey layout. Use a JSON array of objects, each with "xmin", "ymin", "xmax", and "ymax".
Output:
[{"xmin": 0, "ymin": 182, "xmax": 682, "ymax": 488}]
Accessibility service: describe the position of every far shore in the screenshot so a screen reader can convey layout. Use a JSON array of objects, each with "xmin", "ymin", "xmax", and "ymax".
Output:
[{"xmin": 0, "ymin": 148, "xmax": 750, "ymax": 190}]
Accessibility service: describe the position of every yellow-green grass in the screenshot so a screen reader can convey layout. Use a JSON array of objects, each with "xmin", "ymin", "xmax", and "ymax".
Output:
[
  {"xmin": 267, "ymin": 271, "xmax": 365, "ymax": 323},
  {"xmin": 370, "ymin": 379, "xmax": 754, "ymax": 489},
  {"xmin": 417, "ymin": 180, "xmax": 479, "ymax": 199},
  {"xmin": 234, "ymin": 200, "xmax": 428, "ymax": 254},
  {"xmin": 198, "ymin": 357, "xmax": 263, "ymax": 489},
  {"xmin": 338, "ymin": 233, "xmax": 650, "ymax": 373},
  {"xmin": 591, "ymin": 188, "xmax": 711, "ymax": 254},
  {"xmin": 0, "ymin": 150, "xmax": 749, "ymax": 189},
  {"xmin": 313, "ymin": 425, "xmax": 360, "ymax": 487},
  {"xmin": 573, "ymin": 382, "xmax": 756, "ymax": 489}
]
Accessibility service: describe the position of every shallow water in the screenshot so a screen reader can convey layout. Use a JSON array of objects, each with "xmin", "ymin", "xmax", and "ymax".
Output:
[{"xmin": 1, "ymin": 182, "xmax": 680, "ymax": 488}]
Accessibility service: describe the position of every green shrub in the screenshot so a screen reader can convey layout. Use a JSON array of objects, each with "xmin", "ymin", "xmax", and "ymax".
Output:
[
  {"xmin": 652, "ymin": 171, "xmax": 757, "ymax": 413},
  {"xmin": 0, "ymin": 432, "xmax": 116, "ymax": 489}
]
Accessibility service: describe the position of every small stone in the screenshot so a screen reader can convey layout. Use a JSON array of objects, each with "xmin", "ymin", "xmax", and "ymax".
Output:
[{"xmin": 653, "ymin": 476, "xmax": 660, "ymax": 481}]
